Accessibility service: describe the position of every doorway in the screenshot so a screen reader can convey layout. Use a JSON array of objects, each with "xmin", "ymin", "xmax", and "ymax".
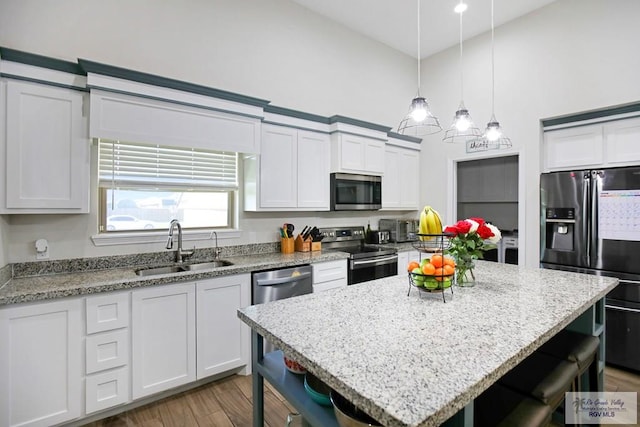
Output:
[{"xmin": 455, "ymin": 155, "xmax": 519, "ymax": 264}]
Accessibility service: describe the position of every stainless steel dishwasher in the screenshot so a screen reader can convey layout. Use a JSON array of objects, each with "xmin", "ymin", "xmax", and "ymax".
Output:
[{"xmin": 252, "ymin": 264, "xmax": 313, "ymax": 353}]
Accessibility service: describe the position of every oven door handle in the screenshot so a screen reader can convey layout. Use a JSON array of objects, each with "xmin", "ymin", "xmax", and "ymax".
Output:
[
  {"xmin": 352, "ymin": 255, "xmax": 398, "ymax": 267},
  {"xmin": 605, "ymin": 304, "xmax": 640, "ymax": 314}
]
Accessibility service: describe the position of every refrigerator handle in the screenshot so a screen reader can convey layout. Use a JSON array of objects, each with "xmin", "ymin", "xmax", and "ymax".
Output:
[
  {"xmin": 590, "ymin": 170, "xmax": 602, "ymax": 262},
  {"xmin": 583, "ymin": 172, "xmax": 591, "ymax": 260}
]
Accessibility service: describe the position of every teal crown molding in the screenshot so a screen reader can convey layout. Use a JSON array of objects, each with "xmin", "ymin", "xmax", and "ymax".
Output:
[
  {"xmin": 329, "ymin": 115, "xmax": 392, "ymax": 134},
  {"xmin": 542, "ymin": 102, "xmax": 640, "ymax": 128},
  {"xmin": 264, "ymin": 105, "xmax": 330, "ymax": 124},
  {"xmin": 0, "ymin": 46, "xmax": 85, "ymax": 75},
  {"xmin": 78, "ymin": 58, "xmax": 271, "ymax": 108},
  {"xmin": 387, "ymin": 131, "xmax": 421, "ymax": 144}
]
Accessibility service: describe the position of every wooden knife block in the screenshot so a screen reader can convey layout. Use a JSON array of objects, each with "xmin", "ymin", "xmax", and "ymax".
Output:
[{"xmin": 295, "ymin": 235, "xmax": 311, "ymax": 252}]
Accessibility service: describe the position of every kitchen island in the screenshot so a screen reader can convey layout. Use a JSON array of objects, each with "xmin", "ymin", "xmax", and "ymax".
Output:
[{"xmin": 237, "ymin": 261, "xmax": 618, "ymax": 427}]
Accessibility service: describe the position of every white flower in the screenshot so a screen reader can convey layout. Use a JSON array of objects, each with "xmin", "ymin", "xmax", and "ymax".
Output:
[
  {"xmin": 465, "ymin": 219, "xmax": 479, "ymax": 233},
  {"xmin": 486, "ymin": 223, "xmax": 502, "ymax": 244}
]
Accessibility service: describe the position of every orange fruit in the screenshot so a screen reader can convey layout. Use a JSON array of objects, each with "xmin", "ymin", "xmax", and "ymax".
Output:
[
  {"xmin": 421, "ymin": 263, "xmax": 436, "ymax": 275},
  {"xmin": 407, "ymin": 261, "xmax": 420, "ymax": 272},
  {"xmin": 434, "ymin": 267, "xmax": 444, "ymax": 281},
  {"xmin": 431, "ymin": 254, "xmax": 444, "ymax": 268},
  {"xmin": 443, "ymin": 264, "xmax": 455, "ymax": 276},
  {"xmin": 443, "ymin": 257, "xmax": 456, "ymax": 267}
]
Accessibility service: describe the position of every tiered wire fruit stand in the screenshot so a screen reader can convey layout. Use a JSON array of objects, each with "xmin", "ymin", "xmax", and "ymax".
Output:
[{"xmin": 407, "ymin": 232, "xmax": 455, "ymax": 303}]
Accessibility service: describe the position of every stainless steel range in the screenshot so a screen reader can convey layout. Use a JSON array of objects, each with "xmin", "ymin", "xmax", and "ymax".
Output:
[{"xmin": 319, "ymin": 226, "xmax": 398, "ymax": 285}]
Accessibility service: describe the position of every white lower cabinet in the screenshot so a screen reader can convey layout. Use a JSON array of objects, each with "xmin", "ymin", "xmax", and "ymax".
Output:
[
  {"xmin": 312, "ymin": 260, "xmax": 348, "ymax": 292},
  {"xmin": 196, "ymin": 274, "xmax": 251, "ymax": 379},
  {"xmin": 0, "ymin": 298, "xmax": 82, "ymax": 427},
  {"xmin": 131, "ymin": 282, "xmax": 196, "ymax": 399},
  {"xmin": 85, "ymin": 367, "xmax": 129, "ymax": 414}
]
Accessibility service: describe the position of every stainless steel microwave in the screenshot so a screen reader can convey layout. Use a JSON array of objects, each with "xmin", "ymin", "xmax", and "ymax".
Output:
[{"xmin": 330, "ymin": 173, "xmax": 382, "ymax": 211}]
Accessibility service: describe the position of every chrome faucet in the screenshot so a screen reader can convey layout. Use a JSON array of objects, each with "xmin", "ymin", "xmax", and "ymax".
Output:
[
  {"xmin": 212, "ymin": 231, "xmax": 221, "ymax": 259},
  {"xmin": 166, "ymin": 219, "xmax": 194, "ymax": 263}
]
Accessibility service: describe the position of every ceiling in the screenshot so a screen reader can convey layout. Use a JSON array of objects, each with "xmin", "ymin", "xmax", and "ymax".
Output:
[{"xmin": 289, "ymin": 0, "xmax": 557, "ymax": 58}]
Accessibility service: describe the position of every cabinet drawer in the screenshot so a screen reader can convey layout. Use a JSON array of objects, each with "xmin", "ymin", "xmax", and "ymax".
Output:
[
  {"xmin": 86, "ymin": 329, "xmax": 129, "ymax": 374},
  {"xmin": 85, "ymin": 367, "xmax": 129, "ymax": 414},
  {"xmin": 313, "ymin": 279, "xmax": 346, "ymax": 293},
  {"xmin": 86, "ymin": 292, "xmax": 130, "ymax": 334},
  {"xmin": 313, "ymin": 260, "xmax": 347, "ymax": 284}
]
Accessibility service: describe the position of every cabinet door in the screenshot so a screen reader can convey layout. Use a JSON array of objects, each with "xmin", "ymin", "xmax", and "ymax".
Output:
[
  {"xmin": 398, "ymin": 149, "xmax": 420, "ymax": 209},
  {"xmin": 131, "ymin": 283, "xmax": 196, "ymax": 399},
  {"xmin": 604, "ymin": 117, "xmax": 640, "ymax": 166},
  {"xmin": 543, "ymin": 125, "xmax": 603, "ymax": 171},
  {"xmin": 259, "ymin": 125, "xmax": 298, "ymax": 208},
  {"xmin": 4, "ymin": 80, "xmax": 89, "ymax": 212},
  {"xmin": 0, "ymin": 299, "xmax": 82, "ymax": 427},
  {"xmin": 297, "ymin": 131, "xmax": 330, "ymax": 209},
  {"xmin": 382, "ymin": 147, "xmax": 401, "ymax": 209},
  {"xmin": 196, "ymin": 274, "xmax": 250, "ymax": 379},
  {"xmin": 364, "ymin": 139, "xmax": 385, "ymax": 175},
  {"xmin": 339, "ymin": 134, "xmax": 366, "ymax": 171}
]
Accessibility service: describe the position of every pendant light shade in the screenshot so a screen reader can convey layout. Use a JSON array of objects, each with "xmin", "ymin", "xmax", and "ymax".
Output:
[
  {"xmin": 477, "ymin": 0, "xmax": 511, "ymax": 149},
  {"xmin": 398, "ymin": 0, "xmax": 441, "ymax": 137},
  {"xmin": 443, "ymin": 2, "xmax": 481, "ymax": 144}
]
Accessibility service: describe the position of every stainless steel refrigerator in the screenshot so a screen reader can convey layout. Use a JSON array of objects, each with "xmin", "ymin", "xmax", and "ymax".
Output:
[{"xmin": 540, "ymin": 167, "xmax": 640, "ymax": 372}]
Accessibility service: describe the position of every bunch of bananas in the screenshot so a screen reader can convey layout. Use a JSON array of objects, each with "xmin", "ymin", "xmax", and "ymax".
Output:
[{"xmin": 418, "ymin": 205, "xmax": 443, "ymax": 241}]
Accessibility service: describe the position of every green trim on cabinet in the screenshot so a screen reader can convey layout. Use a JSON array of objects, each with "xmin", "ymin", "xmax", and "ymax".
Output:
[
  {"xmin": 78, "ymin": 58, "xmax": 271, "ymax": 108},
  {"xmin": 542, "ymin": 102, "xmax": 640, "ymax": 128},
  {"xmin": 0, "ymin": 74, "xmax": 89, "ymax": 92},
  {"xmin": 387, "ymin": 131, "xmax": 422, "ymax": 144},
  {"xmin": 0, "ymin": 46, "xmax": 85, "ymax": 75},
  {"xmin": 328, "ymin": 115, "xmax": 392, "ymax": 133},
  {"xmin": 263, "ymin": 105, "xmax": 330, "ymax": 124}
]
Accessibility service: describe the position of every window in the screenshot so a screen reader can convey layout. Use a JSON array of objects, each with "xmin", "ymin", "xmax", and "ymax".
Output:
[{"xmin": 98, "ymin": 139, "xmax": 237, "ymax": 232}]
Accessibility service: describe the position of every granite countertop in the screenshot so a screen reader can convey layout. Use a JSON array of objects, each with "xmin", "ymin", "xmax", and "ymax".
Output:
[
  {"xmin": 0, "ymin": 250, "xmax": 348, "ymax": 306},
  {"xmin": 238, "ymin": 261, "xmax": 618, "ymax": 427}
]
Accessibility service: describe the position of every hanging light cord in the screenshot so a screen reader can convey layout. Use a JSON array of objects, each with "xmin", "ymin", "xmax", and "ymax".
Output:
[
  {"xmin": 458, "ymin": 1, "xmax": 464, "ymax": 102},
  {"xmin": 491, "ymin": 0, "xmax": 495, "ymax": 115},
  {"xmin": 416, "ymin": 0, "xmax": 421, "ymax": 94}
]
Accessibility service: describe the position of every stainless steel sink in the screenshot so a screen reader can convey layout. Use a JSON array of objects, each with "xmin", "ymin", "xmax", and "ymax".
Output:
[
  {"xmin": 183, "ymin": 260, "xmax": 233, "ymax": 271},
  {"xmin": 135, "ymin": 260, "xmax": 234, "ymax": 276}
]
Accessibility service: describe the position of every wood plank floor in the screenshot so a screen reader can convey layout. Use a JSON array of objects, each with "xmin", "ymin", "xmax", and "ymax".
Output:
[{"xmin": 84, "ymin": 366, "xmax": 640, "ymax": 427}]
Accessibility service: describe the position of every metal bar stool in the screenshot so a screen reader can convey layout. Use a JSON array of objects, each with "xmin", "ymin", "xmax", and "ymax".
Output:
[
  {"xmin": 537, "ymin": 329, "xmax": 601, "ymax": 392},
  {"xmin": 474, "ymin": 382, "xmax": 553, "ymax": 427}
]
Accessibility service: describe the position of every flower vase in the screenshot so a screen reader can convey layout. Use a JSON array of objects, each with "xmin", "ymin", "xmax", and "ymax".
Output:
[{"xmin": 455, "ymin": 255, "xmax": 476, "ymax": 287}]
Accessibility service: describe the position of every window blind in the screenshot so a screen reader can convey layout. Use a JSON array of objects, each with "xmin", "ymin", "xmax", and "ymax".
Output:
[{"xmin": 98, "ymin": 139, "xmax": 238, "ymax": 190}]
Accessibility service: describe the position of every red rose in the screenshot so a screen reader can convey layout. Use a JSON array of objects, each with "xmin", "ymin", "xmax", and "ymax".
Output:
[
  {"xmin": 444, "ymin": 225, "xmax": 459, "ymax": 236},
  {"xmin": 469, "ymin": 217, "xmax": 485, "ymax": 227},
  {"xmin": 477, "ymin": 223, "xmax": 494, "ymax": 239},
  {"xmin": 455, "ymin": 220, "xmax": 472, "ymax": 234}
]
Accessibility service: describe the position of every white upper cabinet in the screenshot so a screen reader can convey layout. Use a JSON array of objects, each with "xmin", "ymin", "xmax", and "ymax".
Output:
[
  {"xmin": 604, "ymin": 116, "xmax": 640, "ymax": 165},
  {"xmin": 330, "ymin": 133, "xmax": 385, "ymax": 175},
  {"xmin": 0, "ymin": 79, "xmax": 89, "ymax": 213},
  {"xmin": 543, "ymin": 124, "xmax": 603, "ymax": 171},
  {"xmin": 244, "ymin": 123, "xmax": 330, "ymax": 211},
  {"xmin": 543, "ymin": 116, "xmax": 640, "ymax": 171},
  {"xmin": 382, "ymin": 141, "xmax": 420, "ymax": 210}
]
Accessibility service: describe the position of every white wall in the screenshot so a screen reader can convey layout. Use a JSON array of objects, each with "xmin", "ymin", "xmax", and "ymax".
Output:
[
  {"xmin": 0, "ymin": 216, "xmax": 8, "ymax": 266},
  {"xmin": 419, "ymin": 0, "xmax": 640, "ymax": 268},
  {"xmin": 0, "ymin": 0, "xmax": 418, "ymax": 262}
]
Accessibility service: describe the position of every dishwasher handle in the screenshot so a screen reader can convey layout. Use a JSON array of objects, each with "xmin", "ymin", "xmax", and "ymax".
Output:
[{"xmin": 255, "ymin": 271, "xmax": 312, "ymax": 286}]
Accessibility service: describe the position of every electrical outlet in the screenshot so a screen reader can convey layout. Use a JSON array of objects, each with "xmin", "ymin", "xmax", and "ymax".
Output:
[{"xmin": 35, "ymin": 239, "xmax": 49, "ymax": 260}]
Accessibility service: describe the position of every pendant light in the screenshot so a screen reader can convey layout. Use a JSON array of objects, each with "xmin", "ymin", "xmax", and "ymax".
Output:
[
  {"xmin": 443, "ymin": 1, "xmax": 481, "ymax": 143},
  {"xmin": 398, "ymin": 0, "xmax": 441, "ymax": 137},
  {"xmin": 480, "ymin": 0, "xmax": 511, "ymax": 149}
]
